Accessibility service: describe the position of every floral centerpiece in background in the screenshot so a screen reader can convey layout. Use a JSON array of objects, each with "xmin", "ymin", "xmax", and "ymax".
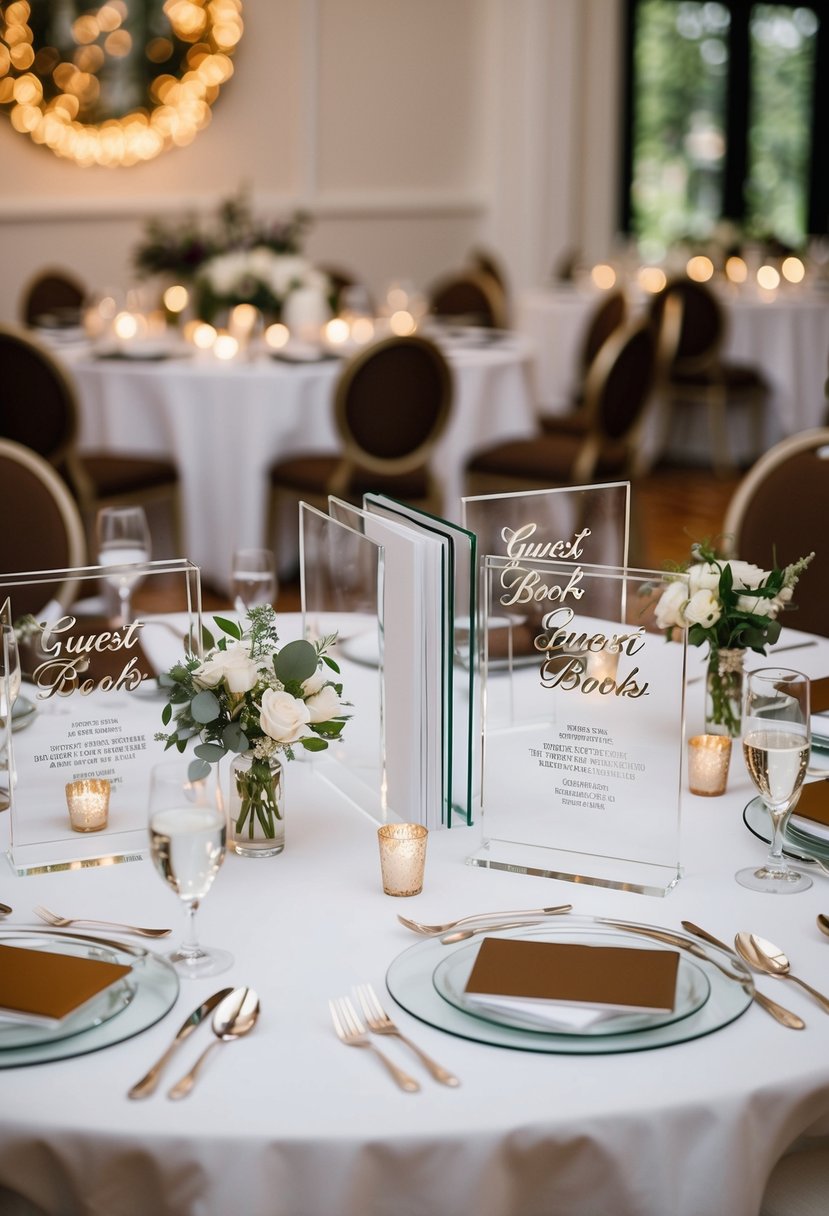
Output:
[
  {"xmin": 156, "ymin": 606, "xmax": 348, "ymax": 856},
  {"xmin": 134, "ymin": 190, "xmax": 328, "ymax": 325},
  {"xmin": 655, "ymin": 541, "xmax": 813, "ymax": 736}
]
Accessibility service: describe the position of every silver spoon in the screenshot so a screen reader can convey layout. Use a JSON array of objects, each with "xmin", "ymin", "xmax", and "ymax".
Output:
[
  {"xmin": 167, "ymin": 987, "xmax": 260, "ymax": 1099},
  {"xmin": 816, "ymin": 914, "xmax": 829, "ymax": 939},
  {"xmin": 734, "ymin": 932, "xmax": 829, "ymax": 1013}
]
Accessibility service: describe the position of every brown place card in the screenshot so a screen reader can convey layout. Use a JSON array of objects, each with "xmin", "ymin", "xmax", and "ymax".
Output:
[
  {"xmin": 0, "ymin": 943, "xmax": 132, "ymax": 1027},
  {"xmin": 811, "ymin": 677, "xmax": 829, "ymax": 715},
  {"xmin": 464, "ymin": 938, "xmax": 679, "ymax": 1013},
  {"xmin": 791, "ymin": 780, "xmax": 829, "ymax": 832}
]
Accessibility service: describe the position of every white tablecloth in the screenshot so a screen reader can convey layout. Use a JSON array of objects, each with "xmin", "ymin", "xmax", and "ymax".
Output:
[
  {"xmin": 517, "ymin": 285, "xmax": 829, "ymax": 462},
  {"xmin": 66, "ymin": 336, "xmax": 536, "ymax": 589},
  {"xmin": 2, "ymin": 620, "xmax": 829, "ymax": 1216}
]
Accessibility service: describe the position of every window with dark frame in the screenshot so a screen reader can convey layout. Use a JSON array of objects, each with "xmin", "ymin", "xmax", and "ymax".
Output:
[{"xmin": 621, "ymin": 0, "xmax": 828, "ymax": 252}]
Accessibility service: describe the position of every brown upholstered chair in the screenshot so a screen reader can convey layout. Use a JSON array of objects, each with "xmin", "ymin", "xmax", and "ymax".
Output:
[
  {"xmin": 427, "ymin": 268, "xmax": 509, "ymax": 330},
  {"xmin": 317, "ymin": 264, "xmax": 374, "ymax": 315},
  {"xmin": 465, "ymin": 319, "xmax": 659, "ymax": 494},
  {"xmin": 539, "ymin": 288, "xmax": 628, "ymax": 432},
  {"xmin": 268, "ymin": 334, "xmax": 453, "ymax": 541},
  {"xmin": 20, "ymin": 268, "xmax": 86, "ymax": 329},
  {"xmin": 648, "ymin": 276, "xmax": 768, "ymax": 475},
  {"xmin": 721, "ymin": 428, "xmax": 829, "ymax": 636},
  {"xmin": 467, "ymin": 247, "xmax": 510, "ymax": 305},
  {"xmin": 0, "ymin": 438, "xmax": 87, "ymax": 617},
  {"xmin": 0, "ymin": 326, "xmax": 182, "ymax": 552}
]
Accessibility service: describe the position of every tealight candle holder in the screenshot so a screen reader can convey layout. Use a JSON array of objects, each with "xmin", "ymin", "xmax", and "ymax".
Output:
[
  {"xmin": 377, "ymin": 823, "xmax": 428, "ymax": 897},
  {"xmin": 65, "ymin": 779, "xmax": 111, "ymax": 832},
  {"xmin": 687, "ymin": 735, "xmax": 732, "ymax": 797}
]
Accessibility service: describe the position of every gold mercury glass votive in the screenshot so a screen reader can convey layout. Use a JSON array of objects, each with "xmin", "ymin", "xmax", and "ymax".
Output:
[
  {"xmin": 377, "ymin": 823, "xmax": 428, "ymax": 897},
  {"xmin": 687, "ymin": 735, "xmax": 732, "ymax": 797},
  {"xmin": 65, "ymin": 779, "xmax": 111, "ymax": 832}
]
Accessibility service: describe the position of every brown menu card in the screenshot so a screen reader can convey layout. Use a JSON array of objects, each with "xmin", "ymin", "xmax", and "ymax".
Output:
[
  {"xmin": 811, "ymin": 677, "xmax": 829, "ymax": 715},
  {"xmin": 0, "ymin": 943, "xmax": 132, "ymax": 1027},
  {"xmin": 791, "ymin": 779, "xmax": 829, "ymax": 843},
  {"xmin": 464, "ymin": 938, "xmax": 679, "ymax": 1013}
]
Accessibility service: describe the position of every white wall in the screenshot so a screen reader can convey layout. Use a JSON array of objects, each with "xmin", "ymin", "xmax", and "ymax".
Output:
[{"xmin": 0, "ymin": 0, "xmax": 623, "ymax": 324}]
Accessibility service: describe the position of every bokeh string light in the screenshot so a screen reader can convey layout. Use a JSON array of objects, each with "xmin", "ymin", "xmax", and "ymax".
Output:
[{"xmin": 0, "ymin": 0, "xmax": 242, "ymax": 166}]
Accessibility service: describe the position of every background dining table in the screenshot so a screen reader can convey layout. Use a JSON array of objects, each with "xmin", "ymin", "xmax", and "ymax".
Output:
[
  {"xmin": 516, "ymin": 283, "xmax": 829, "ymax": 466},
  {"xmin": 64, "ymin": 331, "xmax": 537, "ymax": 589},
  {"xmin": 1, "ymin": 616, "xmax": 829, "ymax": 1216}
]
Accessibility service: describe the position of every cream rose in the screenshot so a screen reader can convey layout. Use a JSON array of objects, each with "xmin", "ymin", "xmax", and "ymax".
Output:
[
  {"xmin": 259, "ymin": 689, "xmax": 310, "ymax": 744},
  {"xmin": 302, "ymin": 666, "xmax": 327, "ymax": 696},
  {"xmin": 654, "ymin": 580, "xmax": 688, "ymax": 631},
  {"xmin": 305, "ymin": 685, "xmax": 343, "ymax": 724},
  {"xmin": 683, "ymin": 589, "xmax": 722, "ymax": 628},
  {"xmin": 736, "ymin": 591, "xmax": 776, "ymax": 618},
  {"xmin": 194, "ymin": 643, "xmax": 258, "ymax": 694},
  {"xmin": 726, "ymin": 560, "xmax": 769, "ymax": 590},
  {"xmin": 686, "ymin": 562, "xmax": 722, "ymax": 595}
]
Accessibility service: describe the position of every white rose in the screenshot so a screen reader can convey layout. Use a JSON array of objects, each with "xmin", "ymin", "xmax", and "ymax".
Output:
[
  {"xmin": 687, "ymin": 562, "xmax": 721, "ymax": 594},
  {"xmin": 726, "ymin": 560, "xmax": 769, "ymax": 590},
  {"xmin": 194, "ymin": 643, "xmax": 258, "ymax": 694},
  {"xmin": 302, "ymin": 666, "xmax": 327, "ymax": 696},
  {"xmin": 268, "ymin": 255, "xmax": 309, "ymax": 297},
  {"xmin": 205, "ymin": 251, "xmax": 248, "ymax": 295},
  {"xmin": 683, "ymin": 589, "xmax": 722, "ymax": 628},
  {"xmin": 736, "ymin": 592, "xmax": 776, "ymax": 618},
  {"xmin": 305, "ymin": 685, "xmax": 343, "ymax": 724},
  {"xmin": 654, "ymin": 580, "xmax": 688, "ymax": 631},
  {"xmin": 260, "ymin": 689, "xmax": 310, "ymax": 744},
  {"xmin": 247, "ymin": 246, "xmax": 277, "ymax": 282}
]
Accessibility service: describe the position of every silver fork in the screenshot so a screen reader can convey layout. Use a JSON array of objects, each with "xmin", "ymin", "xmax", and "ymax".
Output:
[
  {"xmin": 328, "ymin": 996, "xmax": 420, "ymax": 1093},
  {"xmin": 33, "ymin": 904, "xmax": 172, "ymax": 938},
  {"xmin": 354, "ymin": 983, "xmax": 460, "ymax": 1087}
]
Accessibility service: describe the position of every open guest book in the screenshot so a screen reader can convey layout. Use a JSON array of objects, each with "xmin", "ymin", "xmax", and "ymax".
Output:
[{"xmin": 299, "ymin": 497, "xmax": 476, "ymax": 830}]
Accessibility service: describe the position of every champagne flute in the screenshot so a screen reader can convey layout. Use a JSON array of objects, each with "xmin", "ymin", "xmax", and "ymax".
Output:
[
  {"xmin": 148, "ymin": 760, "xmax": 233, "ymax": 978},
  {"xmin": 230, "ymin": 547, "xmax": 277, "ymax": 614},
  {"xmin": 0, "ymin": 625, "xmax": 21, "ymax": 812},
  {"xmin": 736, "ymin": 667, "xmax": 811, "ymax": 894},
  {"xmin": 97, "ymin": 506, "xmax": 151, "ymax": 625}
]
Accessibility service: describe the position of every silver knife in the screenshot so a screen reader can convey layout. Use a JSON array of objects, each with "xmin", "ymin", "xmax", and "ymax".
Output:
[
  {"xmin": 681, "ymin": 921, "xmax": 805, "ymax": 1029},
  {"xmin": 128, "ymin": 987, "xmax": 234, "ymax": 1099}
]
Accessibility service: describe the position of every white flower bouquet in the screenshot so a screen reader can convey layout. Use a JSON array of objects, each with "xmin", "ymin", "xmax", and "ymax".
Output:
[{"xmin": 156, "ymin": 606, "xmax": 348, "ymax": 839}]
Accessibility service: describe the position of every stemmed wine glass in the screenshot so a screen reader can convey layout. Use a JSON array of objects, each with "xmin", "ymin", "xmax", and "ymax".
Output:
[
  {"xmin": 96, "ymin": 506, "xmax": 151, "ymax": 625},
  {"xmin": 736, "ymin": 667, "xmax": 812, "ymax": 894},
  {"xmin": 230, "ymin": 547, "xmax": 277, "ymax": 614},
  {"xmin": 0, "ymin": 625, "xmax": 21, "ymax": 812},
  {"xmin": 148, "ymin": 760, "xmax": 233, "ymax": 978}
]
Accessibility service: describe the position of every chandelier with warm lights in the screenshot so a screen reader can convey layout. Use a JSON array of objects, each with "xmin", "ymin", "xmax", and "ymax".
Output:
[{"xmin": 0, "ymin": 0, "xmax": 243, "ymax": 167}]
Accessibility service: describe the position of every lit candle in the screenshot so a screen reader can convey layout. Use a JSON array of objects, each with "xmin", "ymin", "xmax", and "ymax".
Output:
[
  {"xmin": 687, "ymin": 735, "xmax": 732, "ymax": 797},
  {"xmin": 65, "ymin": 778, "xmax": 111, "ymax": 832}
]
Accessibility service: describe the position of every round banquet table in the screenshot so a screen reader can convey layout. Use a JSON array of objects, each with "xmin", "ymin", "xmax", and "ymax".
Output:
[
  {"xmin": 64, "ymin": 332, "xmax": 537, "ymax": 590},
  {"xmin": 516, "ymin": 284, "xmax": 829, "ymax": 465},
  {"xmin": 1, "ymin": 619, "xmax": 829, "ymax": 1216}
]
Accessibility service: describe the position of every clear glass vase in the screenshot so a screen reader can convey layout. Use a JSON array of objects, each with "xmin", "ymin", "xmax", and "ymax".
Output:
[
  {"xmin": 705, "ymin": 647, "xmax": 745, "ymax": 738},
  {"xmin": 228, "ymin": 751, "xmax": 284, "ymax": 858}
]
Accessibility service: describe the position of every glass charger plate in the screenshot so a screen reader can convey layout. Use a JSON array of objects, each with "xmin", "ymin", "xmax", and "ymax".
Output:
[
  {"xmin": 385, "ymin": 916, "xmax": 753, "ymax": 1055},
  {"xmin": 0, "ymin": 929, "xmax": 178, "ymax": 1068},
  {"xmin": 433, "ymin": 925, "xmax": 711, "ymax": 1036},
  {"xmin": 743, "ymin": 795, "xmax": 829, "ymax": 861}
]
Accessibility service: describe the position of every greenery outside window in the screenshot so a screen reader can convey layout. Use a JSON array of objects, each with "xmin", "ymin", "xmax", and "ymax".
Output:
[{"xmin": 622, "ymin": 0, "xmax": 828, "ymax": 251}]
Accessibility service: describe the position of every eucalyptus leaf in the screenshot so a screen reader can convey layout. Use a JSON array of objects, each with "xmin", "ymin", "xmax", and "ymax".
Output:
[
  {"xmin": 161, "ymin": 703, "xmax": 172, "ymax": 726},
  {"xmin": 188, "ymin": 757, "xmax": 212, "ymax": 782},
  {"xmin": 273, "ymin": 638, "xmax": 318, "ymax": 683},
  {"xmin": 301, "ymin": 736, "xmax": 328, "ymax": 752},
  {"xmin": 194, "ymin": 742, "xmax": 226, "ymax": 763},
  {"xmin": 222, "ymin": 721, "xmax": 249, "ymax": 753},
  {"xmin": 191, "ymin": 690, "xmax": 221, "ymax": 724}
]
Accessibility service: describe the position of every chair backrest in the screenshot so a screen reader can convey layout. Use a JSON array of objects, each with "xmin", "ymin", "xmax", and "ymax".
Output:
[
  {"xmin": 467, "ymin": 246, "xmax": 509, "ymax": 296},
  {"xmin": 578, "ymin": 289, "xmax": 628, "ymax": 374},
  {"xmin": 0, "ymin": 439, "xmax": 87, "ymax": 617},
  {"xmin": 427, "ymin": 269, "xmax": 509, "ymax": 329},
  {"xmin": 334, "ymin": 335, "xmax": 453, "ymax": 476},
  {"xmin": 648, "ymin": 276, "xmax": 725, "ymax": 370},
  {"xmin": 722, "ymin": 428, "xmax": 829, "ymax": 636},
  {"xmin": 583, "ymin": 320, "xmax": 657, "ymax": 445},
  {"xmin": 0, "ymin": 326, "xmax": 79, "ymax": 466},
  {"xmin": 20, "ymin": 268, "xmax": 86, "ymax": 329}
]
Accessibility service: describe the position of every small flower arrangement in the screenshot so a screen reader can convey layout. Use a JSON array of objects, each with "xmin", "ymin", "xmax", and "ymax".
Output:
[
  {"xmin": 654, "ymin": 541, "xmax": 813, "ymax": 651},
  {"xmin": 654, "ymin": 540, "xmax": 813, "ymax": 735},
  {"xmin": 156, "ymin": 606, "xmax": 348, "ymax": 840}
]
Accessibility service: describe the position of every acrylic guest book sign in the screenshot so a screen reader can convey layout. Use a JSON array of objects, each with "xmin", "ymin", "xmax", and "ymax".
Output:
[
  {"xmin": 468, "ymin": 555, "xmax": 688, "ymax": 895},
  {"xmin": 1, "ymin": 560, "xmax": 202, "ymax": 875}
]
